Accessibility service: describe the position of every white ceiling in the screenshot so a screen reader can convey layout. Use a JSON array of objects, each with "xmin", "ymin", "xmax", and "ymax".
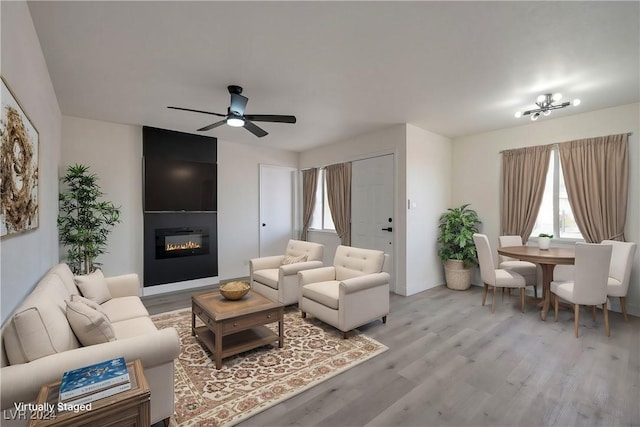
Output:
[{"xmin": 27, "ymin": 1, "xmax": 640, "ymax": 152}]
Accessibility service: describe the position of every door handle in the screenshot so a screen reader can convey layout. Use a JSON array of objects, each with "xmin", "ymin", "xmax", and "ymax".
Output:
[{"xmin": 381, "ymin": 227, "xmax": 393, "ymax": 232}]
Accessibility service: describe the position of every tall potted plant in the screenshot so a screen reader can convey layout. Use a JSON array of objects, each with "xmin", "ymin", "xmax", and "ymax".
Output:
[
  {"xmin": 437, "ymin": 204, "xmax": 482, "ymax": 290},
  {"xmin": 58, "ymin": 164, "xmax": 121, "ymax": 275}
]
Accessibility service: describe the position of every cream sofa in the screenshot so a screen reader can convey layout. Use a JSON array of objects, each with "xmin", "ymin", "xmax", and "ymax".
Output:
[{"xmin": 0, "ymin": 264, "xmax": 180, "ymax": 426}]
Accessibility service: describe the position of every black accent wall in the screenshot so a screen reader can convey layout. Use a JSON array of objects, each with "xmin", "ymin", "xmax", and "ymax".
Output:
[{"xmin": 143, "ymin": 126, "xmax": 218, "ymax": 287}]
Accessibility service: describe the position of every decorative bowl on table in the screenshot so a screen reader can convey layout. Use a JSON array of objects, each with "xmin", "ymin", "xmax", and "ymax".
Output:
[{"xmin": 219, "ymin": 281, "xmax": 251, "ymax": 300}]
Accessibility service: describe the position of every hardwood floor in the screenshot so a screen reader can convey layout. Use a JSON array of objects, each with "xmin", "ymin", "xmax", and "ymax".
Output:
[{"xmin": 142, "ymin": 285, "xmax": 640, "ymax": 426}]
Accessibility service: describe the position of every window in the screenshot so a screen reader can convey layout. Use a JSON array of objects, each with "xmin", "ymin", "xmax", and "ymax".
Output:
[
  {"xmin": 309, "ymin": 169, "xmax": 335, "ymax": 231},
  {"xmin": 531, "ymin": 149, "xmax": 583, "ymax": 240}
]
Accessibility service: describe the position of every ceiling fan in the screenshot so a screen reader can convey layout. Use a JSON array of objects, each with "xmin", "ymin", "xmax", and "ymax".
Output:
[{"xmin": 168, "ymin": 85, "xmax": 296, "ymax": 137}]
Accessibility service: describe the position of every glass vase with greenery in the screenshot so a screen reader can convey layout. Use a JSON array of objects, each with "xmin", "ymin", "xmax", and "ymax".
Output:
[
  {"xmin": 58, "ymin": 164, "xmax": 121, "ymax": 274},
  {"xmin": 437, "ymin": 204, "xmax": 482, "ymax": 268}
]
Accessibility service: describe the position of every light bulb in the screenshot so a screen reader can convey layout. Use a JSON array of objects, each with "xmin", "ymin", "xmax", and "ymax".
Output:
[
  {"xmin": 515, "ymin": 111, "xmax": 522, "ymax": 118},
  {"xmin": 572, "ymin": 99, "xmax": 581, "ymax": 106},
  {"xmin": 227, "ymin": 117, "xmax": 245, "ymax": 127},
  {"xmin": 536, "ymin": 95, "xmax": 547, "ymax": 103},
  {"xmin": 543, "ymin": 110, "xmax": 551, "ymax": 116},
  {"xmin": 531, "ymin": 112, "xmax": 539, "ymax": 121},
  {"xmin": 552, "ymin": 93, "xmax": 562, "ymax": 102}
]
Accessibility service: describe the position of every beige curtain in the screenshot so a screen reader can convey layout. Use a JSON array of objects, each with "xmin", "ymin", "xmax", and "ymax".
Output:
[
  {"xmin": 300, "ymin": 168, "xmax": 318, "ymax": 241},
  {"xmin": 558, "ymin": 133, "xmax": 628, "ymax": 242},
  {"xmin": 325, "ymin": 162, "xmax": 351, "ymax": 246},
  {"xmin": 501, "ymin": 145, "xmax": 552, "ymax": 241}
]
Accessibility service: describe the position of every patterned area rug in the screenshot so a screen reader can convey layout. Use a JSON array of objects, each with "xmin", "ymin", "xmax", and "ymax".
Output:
[{"xmin": 151, "ymin": 307, "xmax": 388, "ymax": 426}]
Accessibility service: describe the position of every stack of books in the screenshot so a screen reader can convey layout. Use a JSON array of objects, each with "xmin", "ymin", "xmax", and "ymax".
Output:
[{"xmin": 59, "ymin": 357, "xmax": 131, "ymax": 406}]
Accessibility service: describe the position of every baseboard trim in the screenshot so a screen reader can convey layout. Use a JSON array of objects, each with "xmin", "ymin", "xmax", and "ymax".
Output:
[{"xmin": 142, "ymin": 276, "xmax": 219, "ymax": 296}]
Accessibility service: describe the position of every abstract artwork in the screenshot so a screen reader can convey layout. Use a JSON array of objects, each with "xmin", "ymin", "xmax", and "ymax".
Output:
[{"xmin": 1, "ymin": 77, "xmax": 39, "ymax": 237}]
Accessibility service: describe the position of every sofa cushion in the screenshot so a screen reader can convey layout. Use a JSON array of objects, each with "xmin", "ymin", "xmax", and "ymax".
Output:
[
  {"xmin": 66, "ymin": 300, "xmax": 116, "ymax": 346},
  {"xmin": 75, "ymin": 269, "xmax": 112, "ymax": 304},
  {"xmin": 71, "ymin": 294, "xmax": 108, "ymax": 318},
  {"xmin": 3, "ymin": 272, "xmax": 80, "ymax": 365},
  {"xmin": 253, "ymin": 268, "xmax": 279, "ymax": 290},
  {"xmin": 111, "ymin": 317, "xmax": 159, "ymax": 340},
  {"xmin": 100, "ymin": 296, "xmax": 150, "ymax": 322},
  {"xmin": 281, "ymin": 254, "xmax": 308, "ymax": 265},
  {"xmin": 302, "ymin": 281, "xmax": 340, "ymax": 310}
]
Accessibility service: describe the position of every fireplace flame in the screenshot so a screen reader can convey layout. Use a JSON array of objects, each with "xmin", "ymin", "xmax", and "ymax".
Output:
[{"xmin": 166, "ymin": 241, "xmax": 201, "ymax": 251}]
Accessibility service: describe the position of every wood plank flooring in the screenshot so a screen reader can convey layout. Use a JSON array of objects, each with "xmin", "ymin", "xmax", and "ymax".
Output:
[{"xmin": 142, "ymin": 285, "xmax": 640, "ymax": 426}]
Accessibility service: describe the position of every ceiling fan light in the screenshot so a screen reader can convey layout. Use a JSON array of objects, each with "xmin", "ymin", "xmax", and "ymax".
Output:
[
  {"xmin": 572, "ymin": 99, "xmax": 581, "ymax": 106},
  {"xmin": 531, "ymin": 112, "xmax": 540, "ymax": 121},
  {"xmin": 536, "ymin": 94, "xmax": 547, "ymax": 103},
  {"xmin": 227, "ymin": 117, "xmax": 245, "ymax": 127},
  {"xmin": 543, "ymin": 109, "xmax": 551, "ymax": 116},
  {"xmin": 552, "ymin": 93, "xmax": 562, "ymax": 102},
  {"xmin": 515, "ymin": 111, "xmax": 522, "ymax": 118}
]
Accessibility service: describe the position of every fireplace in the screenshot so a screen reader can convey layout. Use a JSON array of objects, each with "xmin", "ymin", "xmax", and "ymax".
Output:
[{"xmin": 156, "ymin": 227, "xmax": 209, "ymax": 259}]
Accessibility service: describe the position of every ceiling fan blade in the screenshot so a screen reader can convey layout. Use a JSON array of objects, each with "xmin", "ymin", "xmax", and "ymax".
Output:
[
  {"xmin": 197, "ymin": 119, "xmax": 226, "ymax": 132},
  {"xmin": 244, "ymin": 114, "xmax": 296, "ymax": 124},
  {"xmin": 243, "ymin": 120, "xmax": 268, "ymax": 137},
  {"xmin": 230, "ymin": 93, "xmax": 248, "ymax": 116},
  {"xmin": 167, "ymin": 106, "xmax": 226, "ymax": 117}
]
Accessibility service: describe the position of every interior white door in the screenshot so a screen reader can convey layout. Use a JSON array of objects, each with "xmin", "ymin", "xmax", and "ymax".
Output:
[
  {"xmin": 259, "ymin": 165, "xmax": 296, "ymax": 257},
  {"xmin": 351, "ymin": 154, "xmax": 395, "ymax": 288}
]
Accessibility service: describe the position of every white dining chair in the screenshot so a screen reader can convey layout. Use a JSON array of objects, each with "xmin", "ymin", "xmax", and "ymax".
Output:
[
  {"xmin": 473, "ymin": 233, "xmax": 526, "ymax": 313},
  {"xmin": 498, "ymin": 235, "xmax": 540, "ymax": 298},
  {"xmin": 601, "ymin": 240, "xmax": 637, "ymax": 321},
  {"xmin": 550, "ymin": 243, "xmax": 612, "ymax": 338}
]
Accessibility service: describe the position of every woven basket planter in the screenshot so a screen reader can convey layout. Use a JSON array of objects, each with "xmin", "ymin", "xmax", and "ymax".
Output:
[{"xmin": 444, "ymin": 259, "xmax": 472, "ymax": 290}]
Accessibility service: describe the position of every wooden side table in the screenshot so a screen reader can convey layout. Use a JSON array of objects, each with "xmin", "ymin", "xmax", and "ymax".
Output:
[{"xmin": 27, "ymin": 359, "xmax": 151, "ymax": 427}]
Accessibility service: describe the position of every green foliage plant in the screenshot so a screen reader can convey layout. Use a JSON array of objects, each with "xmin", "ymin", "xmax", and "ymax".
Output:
[
  {"xmin": 437, "ymin": 204, "xmax": 482, "ymax": 268},
  {"xmin": 58, "ymin": 164, "xmax": 121, "ymax": 275},
  {"xmin": 538, "ymin": 233, "xmax": 554, "ymax": 238}
]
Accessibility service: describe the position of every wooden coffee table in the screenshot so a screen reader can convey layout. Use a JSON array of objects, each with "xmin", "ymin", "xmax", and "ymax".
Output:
[{"xmin": 191, "ymin": 289, "xmax": 284, "ymax": 369}]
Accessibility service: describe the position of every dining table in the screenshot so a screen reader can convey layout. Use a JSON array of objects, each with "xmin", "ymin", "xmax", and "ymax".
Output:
[{"xmin": 497, "ymin": 245, "xmax": 575, "ymax": 320}]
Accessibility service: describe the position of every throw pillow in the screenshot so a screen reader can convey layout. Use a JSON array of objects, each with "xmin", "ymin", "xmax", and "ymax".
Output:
[
  {"xmin": 71, "ymin": 294, "xmax": 109, "ymax": 319},
  {"xmin": 281, "ymin": 254, "xmax": 308, "ymax": 265},
  {"xmin": 75, "ymin": 269, "xmax": 112, "ymax": 304},
  {"xmin": 66, "ymin": 300, "xmax": 116, "ymax": 346}
]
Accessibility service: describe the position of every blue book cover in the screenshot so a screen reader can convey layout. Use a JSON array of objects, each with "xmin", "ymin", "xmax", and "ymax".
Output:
[{"xmin": 59, "ymin": 357, "xmax": 130, "ymax": 401}]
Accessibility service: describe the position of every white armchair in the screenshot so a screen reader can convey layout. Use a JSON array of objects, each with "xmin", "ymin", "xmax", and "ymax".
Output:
[
  {"xmin": 250, "ymin": 240, "xmax": 324, "ymax": 305},
  {"xmin": 298, "ymin": 245, "xmax": 390, "ymax": 339}
]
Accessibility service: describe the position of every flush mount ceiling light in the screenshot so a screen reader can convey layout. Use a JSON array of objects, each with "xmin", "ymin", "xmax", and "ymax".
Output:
[
  {"xmin": 515, "ymin": 93, "xmax": 581, "ymax": 121},
  {"xmin": 226, "ymin": 114, "xmax": 245, "ymax": 127}
]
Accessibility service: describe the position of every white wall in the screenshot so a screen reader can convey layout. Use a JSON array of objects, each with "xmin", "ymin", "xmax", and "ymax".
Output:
[
  {"xmin": 452, "ymin": 103, "xmax": 640, "ymax": 315},
  {"xmin": 405, "ymin": 124, "xmax": 452, "ymax": 295},
  {"xmin": 59, "ymin": 120, "xmax": 298, "ymax": 284},
  {"xmin": 301, "ymin": 124, "xmax": 453, "ymax": 296},
  {"xmin": 61, "ymin": 116, "xmax": 143, "ymax": 277},
  {"xmin": 217, "ymin": 140, "xmax": 298, "ymax": 279},
  {"xmin": 0, "ymin": 2, "xmax": 62, "ymax": 324}
]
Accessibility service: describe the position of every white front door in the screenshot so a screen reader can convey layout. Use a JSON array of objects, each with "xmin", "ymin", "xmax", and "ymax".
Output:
[
  {"xmin": 259, "ymin": 165, "xmax": 296, "ymax": 256},
  {"xmin": 351, "ymin": 154, "xmax": 395, "ymax": 289}
]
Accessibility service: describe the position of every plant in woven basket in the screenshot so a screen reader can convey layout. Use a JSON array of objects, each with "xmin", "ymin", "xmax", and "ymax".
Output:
[
  {"xmin": 58, "ymin": 164, "xmax": 121, "ymax": 274},
  {"xmin": 437, "ymin": 204, "xmax": 482, "ymax": 290}
]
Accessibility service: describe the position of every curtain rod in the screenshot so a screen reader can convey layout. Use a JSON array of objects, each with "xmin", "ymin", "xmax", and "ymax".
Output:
[{"xmin": 498, "ymin": 132, "xmax": 633, "ymax": 154}]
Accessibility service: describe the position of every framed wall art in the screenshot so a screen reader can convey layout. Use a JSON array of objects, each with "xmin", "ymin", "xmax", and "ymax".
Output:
[{"xmin": 1, "ymin": 77, "xmax": 39, "ymax": 237}]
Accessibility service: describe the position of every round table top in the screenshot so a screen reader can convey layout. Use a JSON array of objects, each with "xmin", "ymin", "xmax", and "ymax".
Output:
[{"xmin": 497, "ymin": 245, "xmax": 575, "ymax": 265}]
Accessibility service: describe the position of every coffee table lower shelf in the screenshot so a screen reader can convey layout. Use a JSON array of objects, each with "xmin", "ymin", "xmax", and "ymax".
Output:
[{"xmin": 193, "ymin": 325, "xmax": 280, "ymax": 360}]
